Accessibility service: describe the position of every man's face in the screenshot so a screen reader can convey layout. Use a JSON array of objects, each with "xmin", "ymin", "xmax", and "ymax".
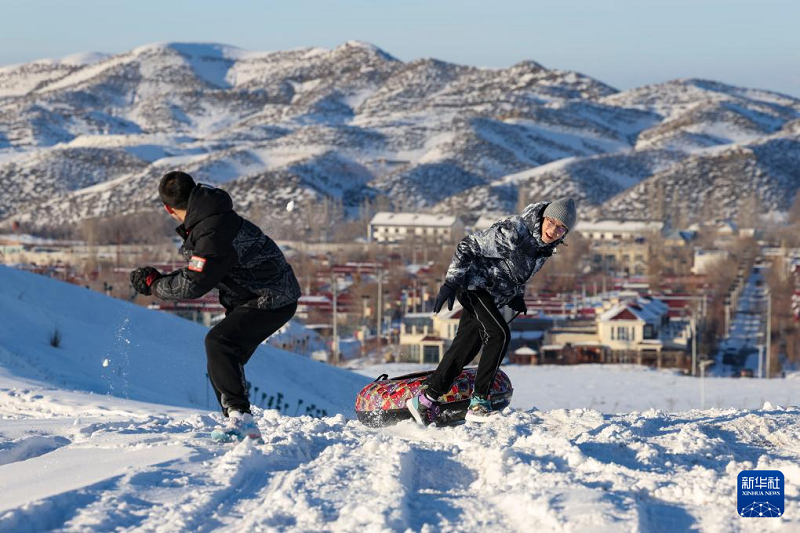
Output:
[{"xmin": 542, "ymin": 216, "xmax": 568, "ymax": 244}]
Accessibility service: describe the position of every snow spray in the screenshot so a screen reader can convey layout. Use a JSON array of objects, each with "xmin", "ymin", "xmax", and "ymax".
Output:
[{"xmin": 103, "ymin": 314, "xmax": 133, "ymax": 399}]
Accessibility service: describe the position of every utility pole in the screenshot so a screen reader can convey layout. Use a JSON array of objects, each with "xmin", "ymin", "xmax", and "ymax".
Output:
[
  {"xmin": 413, "ymin": 277, "xmax": 419, "ymax": 312},
  {"xmin": 724, "ymin": 297, "xmax": 730, "ymax": 337},
  {"xmin": 758, "ymin": 345, "xmax": 763, "ymax": 379},
  {"xmin": 691, "ymin": 315, "xmax": 697, "ymax": 377},
  {"xmin": 766, "ymin": 289, "xmax": 771, "ymax": 379},
  {"xmin": 332, "ymin": 274, "xmax": 339, "ymax": 365},
  {"xmin": 700, "ymin": 359, "xmax": 713, "ymax": 409},
  {"xmin": 377, "ymin": 268, "xmax": 383, "ymax": 355}
]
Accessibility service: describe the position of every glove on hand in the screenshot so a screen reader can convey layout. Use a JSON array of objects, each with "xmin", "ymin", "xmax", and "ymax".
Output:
[
  {"xmin": 130, "ymin": 267, "xmax": 162, "ymax": 296},
  {"xmin": 432, "ymin": 282, "xmax": 458, "ymax": 313},
  {"xmin": 508, "ymin": 294, "xmax": 527, "ymax": 315}
]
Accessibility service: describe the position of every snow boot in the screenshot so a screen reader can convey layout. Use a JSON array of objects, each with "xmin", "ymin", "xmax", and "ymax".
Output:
[
  {"xmin": 465, "ymin": 395, "xmax": 500, "ymax": 423},
  {"xmin": 211, "ymin": 411, "xmax": 263, "ymax": 443},
  {"xmin": 407, "ymin": 390, "xmax": 441, "ymax": 426}
]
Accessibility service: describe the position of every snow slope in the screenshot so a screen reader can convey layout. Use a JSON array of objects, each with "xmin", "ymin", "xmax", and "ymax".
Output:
[
  {"xmin": 1, "ymin": 268, "xmax": 799, "ymax": 531},
  {"xmin": 0, "ymin": 265, "xmax": 369, "ymax": 415}
]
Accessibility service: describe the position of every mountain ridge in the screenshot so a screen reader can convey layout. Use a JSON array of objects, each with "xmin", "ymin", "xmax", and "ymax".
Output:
[{"xmin": 1, "ymin": 41, "xmax": 798, "ymax": 231}]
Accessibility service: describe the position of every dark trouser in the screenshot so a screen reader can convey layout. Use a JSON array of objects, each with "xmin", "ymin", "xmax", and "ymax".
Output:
[
  {"xmin": 205, "ymin": 301, "xmax": 297, "ymax": 415},
  {"xmin": 424, "ymin": 289, "xmax": 510, "ymax": 398}
]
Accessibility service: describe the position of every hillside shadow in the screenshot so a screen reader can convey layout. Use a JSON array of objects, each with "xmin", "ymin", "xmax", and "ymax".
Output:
[
  {"xmin": 573, "ymin": 409, "xmax": 798, "ymax": 478},
  {"xmin": 405, "ymin": 449, "xmax": 477, "ymax": 530}
]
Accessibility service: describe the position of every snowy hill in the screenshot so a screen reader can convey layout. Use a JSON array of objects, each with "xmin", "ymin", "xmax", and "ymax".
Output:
[
  {"xmin": 1, "ymin": 267, "xmax": 800, "ymax": 530},
  {"xmin": 0, "ymin": 265, "xmax": 368, "ymax": 415},
  {"xmin": 1, "ymin": 42, "xmax": 799, "ymax": 229}
]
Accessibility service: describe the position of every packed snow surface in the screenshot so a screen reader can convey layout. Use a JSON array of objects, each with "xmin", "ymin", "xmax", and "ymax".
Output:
[
  {"xmin": 2, "ymin": 383, "xmax": 799, "ymax": 532},
  {"xmin": 1, "ymin": 267, "xmax": 799, "ymax": 531}
]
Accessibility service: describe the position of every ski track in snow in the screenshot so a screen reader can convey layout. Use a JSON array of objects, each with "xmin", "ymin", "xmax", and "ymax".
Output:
[{"xmin": 1, "ymin": 400, "xmax": 799, "ymax": 532}]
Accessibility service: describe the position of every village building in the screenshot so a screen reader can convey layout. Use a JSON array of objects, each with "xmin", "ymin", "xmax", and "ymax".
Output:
[{"xmin": 368, "ymin": 213, "xmax": 464, "ymax": 244}]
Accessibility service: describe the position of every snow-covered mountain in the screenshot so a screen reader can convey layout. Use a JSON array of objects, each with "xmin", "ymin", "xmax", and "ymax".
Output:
[{"xmin": 1, "ymin": 42, "xmax": 799, "ymax": 229}]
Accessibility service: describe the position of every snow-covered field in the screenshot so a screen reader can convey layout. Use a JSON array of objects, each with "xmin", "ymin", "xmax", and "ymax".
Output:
[{"xmin": 1, "ymin": 267, "xmax": 799, "ymax": 531}]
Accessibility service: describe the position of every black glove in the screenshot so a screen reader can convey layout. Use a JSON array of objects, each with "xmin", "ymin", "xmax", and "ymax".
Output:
[
  {"xmin": 130, "ymin": 267, "xmax": 162, "ymax": 296},
  {"xmin": 432, "ymin": 282, "xmax": 458, "ymax": 313},
  {"xmin": 508, "ymin": 294, "xmax": 527, "ymax": 315}
]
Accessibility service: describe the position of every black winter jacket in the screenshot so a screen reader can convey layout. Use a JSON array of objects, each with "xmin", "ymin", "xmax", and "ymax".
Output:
[
  {"xmin": 444, "ymin": 201, "xmax": 563, "ymax": 307},
  {"xmin": 153, "ymin": 184, "xmax": 301, "ymax": 311}
]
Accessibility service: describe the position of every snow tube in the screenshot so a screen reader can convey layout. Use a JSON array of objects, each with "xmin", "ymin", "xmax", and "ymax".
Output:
[{"xmin": 355, "ymin": 367, "xmax": 513, "ymax": 427}]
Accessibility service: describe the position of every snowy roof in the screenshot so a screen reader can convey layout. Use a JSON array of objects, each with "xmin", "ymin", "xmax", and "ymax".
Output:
[
  {"xmin": 299, "ymin": 295, "xmax": 331, "ymax": 304},
  {"xmin": 574, "ymin": 220, "xmax": 664, "ymax": 233},
  {"xmin": 370, "ymin": 212, "xmax": 461, "ymax": 228},
  {"xmin": 0, "ymin": 234, "xmax": 84, "ymax": 246},
  {"xmin": 641, "ymin": 297, "xmax": 669, "ymax": 315},
  {"xmin": 599, "ymin": 304, "xmax": 647, "ymax": 323},
  {"xmin": 694, "ymin": 249, "xmax": 730, "ymax": 258},
  {"xmin": 664, "ymin": 229, "xmax": 697, "ymax": 242},
  {"xmin": 599, "ymin": 297, "xmax": 668, "ymax": 323},
  {"xmin": 714, "ymin": 219, "xmax": 738, "ymax": 233},
  {"xmin": 514, "ymin": 346, "xmax": 538, "ymax": 355},
  {"xmin": 474, "ymin": 213, "xmax": 509, "ymax": 230}
]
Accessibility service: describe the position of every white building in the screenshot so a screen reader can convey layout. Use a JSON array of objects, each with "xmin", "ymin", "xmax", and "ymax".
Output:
[
  {"xmin": 692, "ymin": 249, "xmax": 731, "ymax": 275},
  {"xmin": 574, "ymin": 220, "xmax": 664, "ymax": 242},
  {"xmin": 398, "ymin": 306, "xmax": 461, "ymax": 363},
  {"xmin": 597, "ymin": 298, "xmax": 670, "ymax": 351},
  {"xmin": 369, "ymin": 212, "xmax": 465, "ymax": 244},
  {"xmin": 545, "ymin": 295, "xmax": 693, "ymax": 368}
]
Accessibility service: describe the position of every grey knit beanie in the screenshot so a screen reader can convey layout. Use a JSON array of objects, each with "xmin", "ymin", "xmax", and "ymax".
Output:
[{"xmin": 543, "ymin": 197, "xmax": 577, "ymax": 230}]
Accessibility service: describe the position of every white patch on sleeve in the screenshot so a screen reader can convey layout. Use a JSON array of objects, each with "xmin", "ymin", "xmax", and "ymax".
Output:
[{"xmin": 188, "ymin": 256, "xmax": 207, "ymax": 272}]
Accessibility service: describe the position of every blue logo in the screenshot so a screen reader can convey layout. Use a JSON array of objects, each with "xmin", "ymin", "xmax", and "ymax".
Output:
[{"xmin": 738, "ymin": 470, "xmax": 784, "ymax": 518}]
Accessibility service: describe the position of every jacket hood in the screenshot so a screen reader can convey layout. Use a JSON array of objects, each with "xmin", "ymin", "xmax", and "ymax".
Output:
[{"xmin": 183, "ymin": 184, "xmax": 234, "ymax": 230}]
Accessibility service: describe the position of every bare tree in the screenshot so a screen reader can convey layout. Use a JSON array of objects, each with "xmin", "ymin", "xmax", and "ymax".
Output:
[
  {"xmin": 516, "ymin": 184, "xmax": 528, "ymax": 215},
  {"xmin": 788, "ymin": 190, "xmax": 800, "ymax": 227}
]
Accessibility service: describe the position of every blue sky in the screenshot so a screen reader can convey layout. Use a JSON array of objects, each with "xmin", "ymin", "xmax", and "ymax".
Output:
[{"xmin": 2, "ymin": 0, "xmax": 798, "ymax": 96}]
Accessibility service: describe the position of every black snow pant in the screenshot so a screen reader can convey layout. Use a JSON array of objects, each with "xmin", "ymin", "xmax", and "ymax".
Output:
[
  {"xmin": 205, "ymin": 301, "xmax": 297, "ymax": 416},
  {"xmin": 424, "ymin": 289, "xmax": 510, "ymax": 399}
]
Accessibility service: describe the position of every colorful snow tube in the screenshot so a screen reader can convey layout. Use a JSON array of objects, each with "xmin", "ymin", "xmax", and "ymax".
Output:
[{"xmin": 355, "ymin": 367, "xmax": 513, "ymax": 427}]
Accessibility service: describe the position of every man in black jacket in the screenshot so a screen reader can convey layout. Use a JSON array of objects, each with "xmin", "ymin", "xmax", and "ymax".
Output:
[
  {"xmin": 131, "ymin": 171, "xmax": 301, "ymax": 441},
  {"xmin": 407, "ymin": 198, "xmax": 577, "ymax": 425}
]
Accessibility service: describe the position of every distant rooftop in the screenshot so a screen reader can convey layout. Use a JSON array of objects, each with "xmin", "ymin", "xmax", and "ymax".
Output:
[
  {"xmin": 474, "ymin": 213, "xmax": 509, "ymax": 230},
  {"xmin": 370, "ymin": 212, "xmax": 460, "ymax": 227},
  {"xmin": 575, "ymin": 220, "xmax": 664, "ymax": 233}
]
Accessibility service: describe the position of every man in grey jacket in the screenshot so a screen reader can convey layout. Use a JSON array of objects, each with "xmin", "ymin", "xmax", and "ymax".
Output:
[{"xmin": 408, "ymin": 197, "xmax": 577, "ymax": 424}]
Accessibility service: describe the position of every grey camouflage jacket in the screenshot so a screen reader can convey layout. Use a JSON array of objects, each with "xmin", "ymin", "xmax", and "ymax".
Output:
[{"xmin": 444, "ymin": 202, "xmax": 562, "ymax": 307}]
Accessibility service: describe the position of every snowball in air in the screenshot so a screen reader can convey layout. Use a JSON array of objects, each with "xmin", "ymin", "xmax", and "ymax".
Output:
[
  {"xmin": 102, "ymin": 358, "xmax": 110, "ymax": 367},
  {"xmin": 286, "ymin": 200, "xmax": 295, "ymax": 212}
]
